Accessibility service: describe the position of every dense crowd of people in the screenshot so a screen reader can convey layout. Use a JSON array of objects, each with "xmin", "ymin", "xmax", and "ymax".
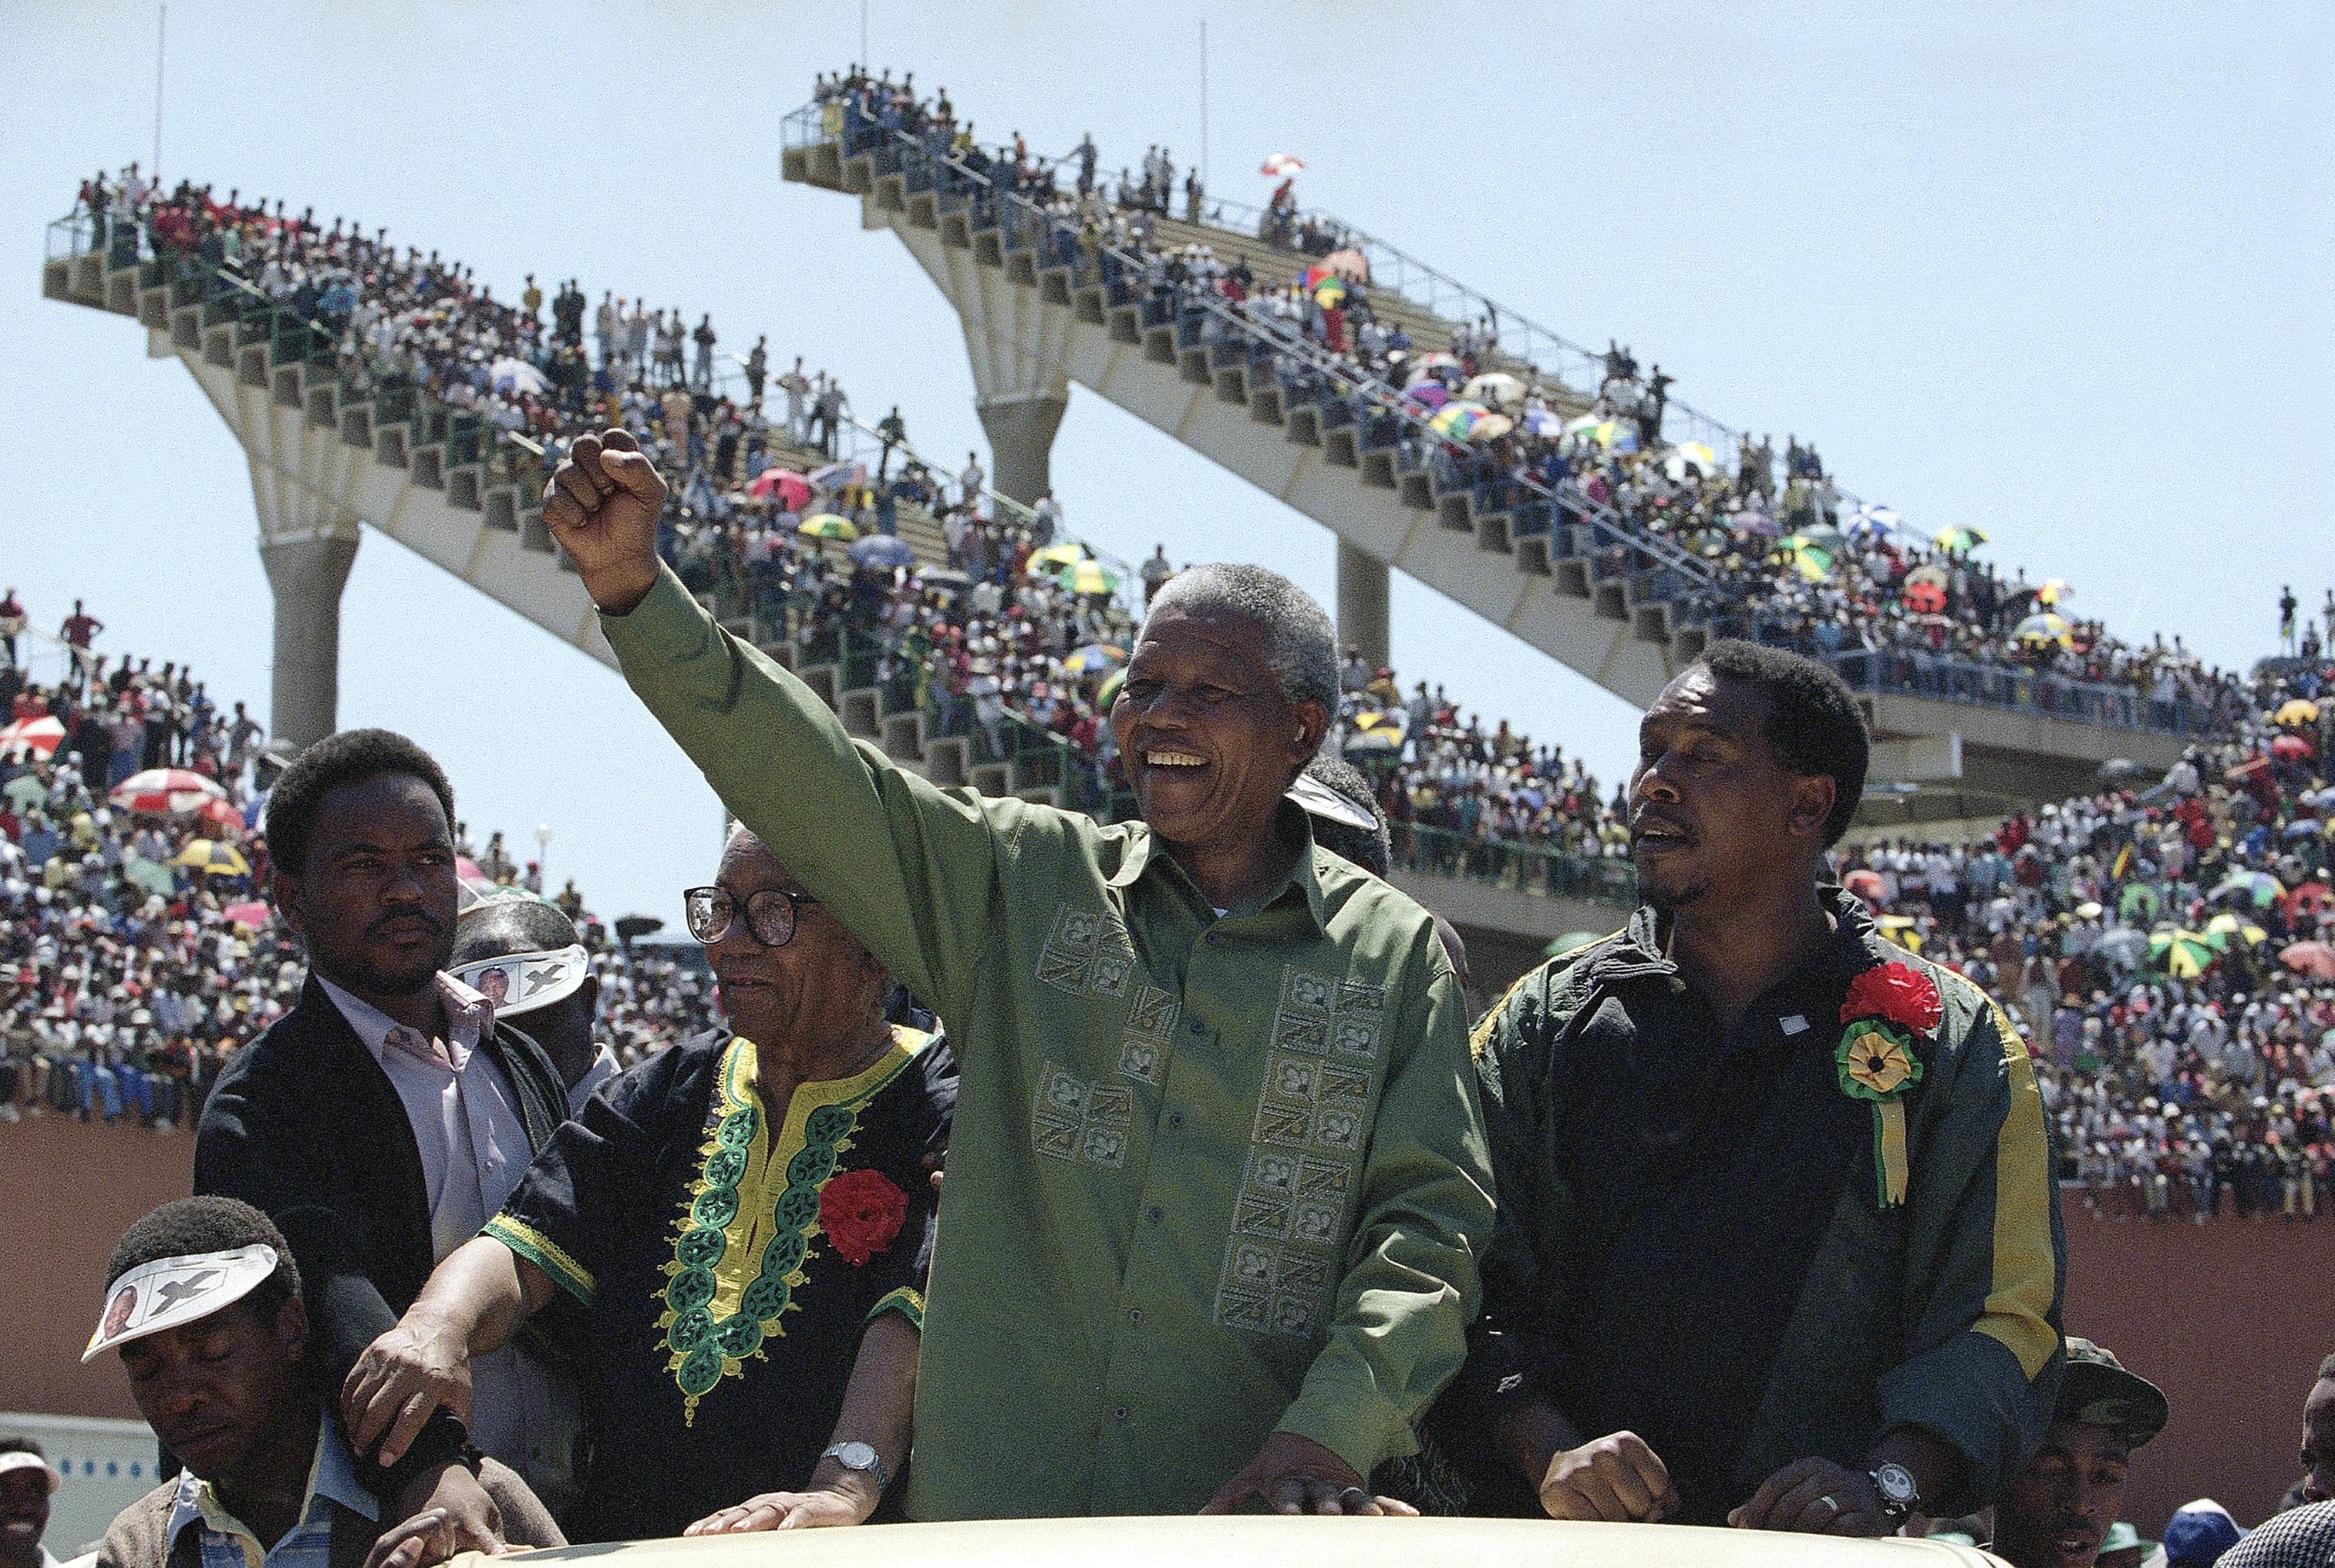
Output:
[
  {"xmin": 810, "ymin": 69, "xmax": 2252, "ymax": 735},
  {"xmin": 0, "ymin": 598, "xmax": 716, "ymax": 1129}
]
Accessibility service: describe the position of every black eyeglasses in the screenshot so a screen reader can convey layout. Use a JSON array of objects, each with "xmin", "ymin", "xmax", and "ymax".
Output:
[{"xmin": 682, "ymin": 886, "xmax": 817, "ymax": 947}]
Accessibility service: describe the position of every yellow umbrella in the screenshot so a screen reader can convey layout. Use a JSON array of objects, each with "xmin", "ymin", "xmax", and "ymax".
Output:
[
  {"xmin": 1029, "ymin": 543, "xmax": 1093, "ymax": 570},
  {"xmin": 2274, "ymin": 698, "xmax": 2320, "ymax": 726},
  {"xmin": 2203, "ymin": 911, "xmax": 2267, "ymax": 947},
  {"xmin": 2036, "ymin": 577, "xmax": 2074, "ymax": 606},
  {"xmin": 172, "ymin": 839, "xmax": 251, "ymax": 877},
  {"xmin": 2016, "ymin": 611, "xmax": 2074, "ymax": 649},
  {"xmin": 798, "ymin": 513, "xmax": 858, "ymax": 541}
]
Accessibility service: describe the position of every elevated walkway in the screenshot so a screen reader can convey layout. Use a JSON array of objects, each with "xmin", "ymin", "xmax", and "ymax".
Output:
[
  {"xmin": 44, "ymin": 214, "xmax": 1633, "ymax": 971},
  {"xmin": 782, "ymin": 106, "xmax": 2202, "ymax": 820}
]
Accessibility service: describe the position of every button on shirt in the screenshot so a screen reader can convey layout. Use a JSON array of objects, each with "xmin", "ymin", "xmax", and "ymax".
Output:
[
  {"xmin": 600, "ymin": 567, "xmax": 1494, "ymax": 1519},
  {"xmin": 164, "ymin": 1413, "xmax": 375, "ymax": 1568},
  {"xmin": 314, "ymin": 973, "xmax": 573, "ymax": 1498}
]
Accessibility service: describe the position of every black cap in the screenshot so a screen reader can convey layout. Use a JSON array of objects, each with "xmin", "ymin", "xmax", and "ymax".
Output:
[{"xmin": 2057, "ymin": 1337, "xmax": 2168, "ymax": 1449}]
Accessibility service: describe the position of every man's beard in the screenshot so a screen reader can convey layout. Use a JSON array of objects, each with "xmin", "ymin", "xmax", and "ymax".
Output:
[{"xmin": 1640, "ymin": 867, "xmax": 1711, "ymax": 913}]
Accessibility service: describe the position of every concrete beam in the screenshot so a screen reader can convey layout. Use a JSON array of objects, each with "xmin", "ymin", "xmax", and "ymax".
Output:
[
  {"xmin": 1868, "ymin": 730, "xmax": 1964, "ymax": 783},
  {"xmin": 1335, "ymin": 540, "xmax": 1390, "ymax": 672},
  {"xmin": 975, "ymin": 392, "xmax": 1067, "ymax": 506},
  {"xmin": 258, "ymin": 533, "xmax": 359, "ymax": 752}
]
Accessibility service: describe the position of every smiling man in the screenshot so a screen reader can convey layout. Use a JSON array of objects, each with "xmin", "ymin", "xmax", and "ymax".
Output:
[
  {"xmin": 194, "ymin": 731, "xmax": 576, "ymax": 1546},
  {"xmin": 0, "ymin": 1439, "xmax": 62, "ymax": 1568},
  {"xmin": 1454, "ymin": 641, "xmax": 2064, "ymax": 1534},
  {"xmin": 539, "ymin": 429, "xmax": 1491, "ymax": 1519}
]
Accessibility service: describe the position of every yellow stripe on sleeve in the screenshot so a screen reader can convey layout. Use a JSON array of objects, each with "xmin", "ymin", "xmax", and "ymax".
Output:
[
  {"xmin": 1973, "ymin": 996, "xmax": 2058, "ymax": 1381},
  {"xmin": 868, "ymin": 1286, "xmax": 925, "ymax": 1329},
  {"xmin": 484, "ymin": 1215, "xmax": 596, "ymax": 1306}
]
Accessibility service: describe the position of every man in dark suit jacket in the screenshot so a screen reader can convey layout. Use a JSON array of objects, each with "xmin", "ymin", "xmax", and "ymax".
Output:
[{"xmin": 195, "ymin": 730, "xmax": 573, "ymax": 1556}]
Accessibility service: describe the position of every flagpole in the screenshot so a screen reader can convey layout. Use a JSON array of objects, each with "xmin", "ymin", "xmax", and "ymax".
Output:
[
  {"xmin": 153, "ymin": 4, "xmax": 166, "ymax": 179},
  {"xmin": 1199, "ymin": 20, "xmax": 1208, "ymax": 197}
]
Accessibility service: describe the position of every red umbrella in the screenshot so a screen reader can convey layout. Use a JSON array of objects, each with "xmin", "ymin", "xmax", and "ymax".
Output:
[
  {"xmin": 2271, "ymin": 733, "xmax": 2314, "ymax": 761},
  {"xmin": 1902, "ymin": 579, "xmax": 1948, "ymax": 614},
  {"xmin": 111, "ymin": 768, "xmax": 227, "ymax": 815},
  {"xmin": 2278, "ymin": 941, "xmax": 2335, "ymax": 980},
  {"xmin": 221, "ymin": 900, "xmax": 271, "ymax": 930},
  {"xmin": 0, "ymin": 715, "xmax": 64, "ymax": 759},
  {"xmin": 1843, "ymin": 868, "xmax": 1888, "ymax": 904},
  {"xmin": 196, "ymin": 797, "xmax": 248, "ymax": 836},
  {"xmin": 2286, "ymin": 880, "xmax": 2333, "ymax": 920},
  {"xmin": 747, "ymin": 467, "xmax": 811, "ymax": 510}
]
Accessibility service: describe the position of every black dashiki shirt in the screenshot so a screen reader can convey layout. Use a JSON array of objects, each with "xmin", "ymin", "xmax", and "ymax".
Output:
[{"xmin": 485, "ymin": 1025, "xmax": 955, "ymax": 1543}]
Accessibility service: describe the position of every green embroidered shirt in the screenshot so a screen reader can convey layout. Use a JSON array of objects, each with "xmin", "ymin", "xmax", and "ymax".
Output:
[{"xmin": 599, "ymin": 567, "xmax": 1494, "ymax": 1518}]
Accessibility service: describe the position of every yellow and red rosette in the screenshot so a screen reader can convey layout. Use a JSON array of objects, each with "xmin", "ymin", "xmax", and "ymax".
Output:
[{"xmin": 1836, "ymin": 962, "xmax": 1939, "ymax": 1209}]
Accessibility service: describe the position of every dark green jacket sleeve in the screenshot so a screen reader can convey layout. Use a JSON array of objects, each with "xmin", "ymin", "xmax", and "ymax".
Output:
[
  {"xmin": 598, "ymin": 565, "xmax": 1005, "ymax": 1021},
  {"xmin": 1879, "ymin": 971, "xmax": 2066, "ymax": 1512}
]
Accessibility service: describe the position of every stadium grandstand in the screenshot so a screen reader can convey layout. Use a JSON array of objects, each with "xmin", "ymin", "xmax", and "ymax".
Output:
[
  {"xmin": 24, "ymin": 157, "xmax": 2335, "ymax": 1211},
  {"xmin": 783, "ymin": 69, "xmax": 2256, "ymax": 826}
]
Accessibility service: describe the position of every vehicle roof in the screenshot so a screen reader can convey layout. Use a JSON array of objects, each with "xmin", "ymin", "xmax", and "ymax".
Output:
[{"xmin": 459, "ymin": 1514, "xmax": 2010, "ymax": 1568}]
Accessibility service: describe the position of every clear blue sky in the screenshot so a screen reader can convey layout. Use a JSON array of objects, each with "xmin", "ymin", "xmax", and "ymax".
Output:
[{"xmin": 4, "ymin": 2, "xmax": 2329, "ymax": 921}]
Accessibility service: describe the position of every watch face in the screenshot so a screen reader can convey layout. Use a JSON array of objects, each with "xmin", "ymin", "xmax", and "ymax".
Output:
[
  {"xmin": 834, "ymin": 1442, "xmax": 878, "ymax": 1469},
  {"xmin": 1875, "ymin": 1462, "xmax": 1919, "ymax": 1506}
]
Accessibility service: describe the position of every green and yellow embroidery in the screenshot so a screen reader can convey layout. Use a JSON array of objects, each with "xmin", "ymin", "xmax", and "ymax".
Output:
[
  {"xmin": 657, "ymin": 1031, "xmax": 925, "ymax": 1422},
  {"xmin": 484, "ymin": 1214, "xmax": 597, "ymax": 1304}
]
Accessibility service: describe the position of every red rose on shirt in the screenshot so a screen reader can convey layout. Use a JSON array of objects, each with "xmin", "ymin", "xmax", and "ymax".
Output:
[
  {"xmin": 818, "ymin": 1168, "xmax": 908, "ymax": 1267},
  {"xmin": 1840, "ymin": 961, "xmax": 1944, "ymax": 1037}
]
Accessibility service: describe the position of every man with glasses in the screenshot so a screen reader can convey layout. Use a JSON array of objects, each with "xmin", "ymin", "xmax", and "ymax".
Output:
[{"xmin": 533, "ymin": 429, "xmax": 1491, "ymax": 1521}]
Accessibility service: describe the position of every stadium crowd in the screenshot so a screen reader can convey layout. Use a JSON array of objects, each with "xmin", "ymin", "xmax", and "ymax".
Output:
[
  {"xmin": 0, "ymin": 597, "xmax": 716, "ymax": 1129},
  {"xmin": 809, "ymin": 69, "xmax": 2249, "ymax": 735}
]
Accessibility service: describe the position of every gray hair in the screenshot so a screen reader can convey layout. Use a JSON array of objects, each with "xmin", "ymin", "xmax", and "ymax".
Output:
[{"xmin": 1144, "ymin": 564, "xmax": 1339, "ymax": 713}]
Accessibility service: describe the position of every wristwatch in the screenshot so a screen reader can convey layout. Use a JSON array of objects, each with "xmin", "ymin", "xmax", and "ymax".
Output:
[
  {"xmin": 1870, "ymin": 1461, "xmax": 1920, "ymax": 1523},
  {"xmin": 821, "ymin": 1441, "xmax": 891, "ymax": 1493}
]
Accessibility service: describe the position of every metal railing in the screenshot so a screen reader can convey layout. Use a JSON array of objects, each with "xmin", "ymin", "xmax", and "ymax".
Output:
[
  {"xmin": 1398, "ymin": 823, "xmax": 1637, "ymax": 907},
  {"xmin": 1830, "ymin": 649, "xmax": 2228, "ymax": 738}
]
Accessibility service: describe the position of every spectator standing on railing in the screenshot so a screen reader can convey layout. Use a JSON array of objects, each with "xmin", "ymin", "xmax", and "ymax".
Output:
[
  {"xmin": 744, "ymin": 336, "xmax": 767, "ymax": 412},
  {"xmin": 60, "ymin": 599, "xmax": 103, "ymax": 681},
  {"xmin": 875, "ymin": 405, "xmax": 908, "ymax": 482},
  {"xmin": 1141, "ymin": 544, "xmax": 1173, "ymax": 606},
  {"xmin": 0, "ymin": 588, "xmax": 22, "ymax": 668},
  {"xmin": 692, "ymin": 313, "xmax": 716, "ymax": 392}
]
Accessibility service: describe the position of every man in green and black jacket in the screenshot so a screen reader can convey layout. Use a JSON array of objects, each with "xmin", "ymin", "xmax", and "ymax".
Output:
[{"xmin": 1454, "ymin": 641, "xmax": 2064, "ymax": 1535}]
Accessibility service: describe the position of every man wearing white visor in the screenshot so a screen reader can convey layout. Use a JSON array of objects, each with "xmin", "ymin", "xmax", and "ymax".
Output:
[
  {"xmin": 0, "ymin": 1439, "xmax": 64, "ymax": 1568},
  {"xmin": 448, "ymin": 893, "xmax": 613, "ymax": 1115},
  {"xmin": 83, "ymin": 1196, "xmax": 558, "ymax": 1568}
]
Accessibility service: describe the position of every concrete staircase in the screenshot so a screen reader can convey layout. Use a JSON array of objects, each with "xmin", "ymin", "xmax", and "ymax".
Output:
[{"xmin": 780, "ymin": 110, "xmax": 2195, "ymax": 818}]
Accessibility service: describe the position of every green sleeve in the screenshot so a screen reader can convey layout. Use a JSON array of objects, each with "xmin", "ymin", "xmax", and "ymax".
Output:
[
  {"xmin": 1275, "ymin": 958, "xmax": 1497, "ymax": 1478},
  {"xmin": 1876, "ymin": 981, "xmax": 2066, "ymax": 1513},
  {"xmin": 598, "ymin": 565, "xmax": 1003, "ymax": 1020}
]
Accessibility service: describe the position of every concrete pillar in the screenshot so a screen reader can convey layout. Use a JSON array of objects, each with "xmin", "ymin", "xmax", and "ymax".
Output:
[
  {"xmin": 258, "ymin": 534, "xmax": 359, "ymax": 752},
  {"xmin": 1336, "ymin": 538, "xmax": 1390, "ymax": 672},
  {"xmin": 975, "ymin": 392, "xmax": 1067, "ymax": 506}
]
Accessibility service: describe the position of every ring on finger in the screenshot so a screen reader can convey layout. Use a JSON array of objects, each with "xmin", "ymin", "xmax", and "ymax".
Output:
[{"xmin": 1818, "ymin": 1496, "xmax": 1841, "ymax": 1518}]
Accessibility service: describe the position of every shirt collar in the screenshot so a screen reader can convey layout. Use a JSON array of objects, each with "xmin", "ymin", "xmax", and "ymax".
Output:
[
  {"xmin": 1606, "ymin": 884, "xmax": 1882, "ymax": 984},
  {"xmin": 1107, "ymin": 802, "xmax": 1330, "ymax": 933},
  {"xmin": 568, "ymin": 1043, "xmax": 622, "ymax": 1116},
  {"xmin": 163, "ymin": 1412, "xmax": 378, "ymax": 1555},
  {"xmin": 316, "ymin": 971, "xmax": 492, "ymax": 1071}
]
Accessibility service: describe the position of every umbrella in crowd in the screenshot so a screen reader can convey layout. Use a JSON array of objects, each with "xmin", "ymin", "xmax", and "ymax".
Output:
[
  {"xmin": 2287, "ymin": 880, "xmax": 2333, "ymax": 920},
  {"xmin": 1403, "ymin": 353, "xmax": 1463, "ymax": 388},
  {"xmin": 2202, "ymin": 911, "xmax": 2268, "ymax": 949},
  {"xmin": 1875, "ymin": 914, "xmax": 1924, "ymax": 952},
  {"xmin": 110, "ymin": 768, "xmax": 226, "ymax": 816},
  {"xmin": 1463, "ymin": 372, "xmax": 1526, "ymax": 410},
  {"xmin": 2148, "ymin": 928, "xmax": 2217, "ymax": 978},
  {"xmin": 1049, "ymin": 559, "xmax": 1123, "ymax": 597},
  {"xmin": 1029, "ymin": 542, "xmax": 1093, "ymax": 571},
  {"xmin": 2015, "ymin": 612, "xmax": 2074, "ymax": 649},
  {"xmin": 1663, "ymin": 442, "xmax": 1718, "ymax": 483},
  {"xmin": 847, "ymin": 534, "xmax": 918, "ymax": 570},
  {"xmin": 173, "ymin": 839, "xmax": 251, "ymax": 877},
  {"xmin": 196, "ymin": 797, "xmax": 248, "ymax": 836},
  {"xmin": 1934, "ymin": 525, "xmax": 1987, "ymax": 554},
  {"xmin": 1404, "ymin": 382, "xmax": 1451, "ymax": 412},
  {"xmin": 1096, "ymin": 668, "xmax": 1127, "ymax": 710},
  {"xmin": 807, "ymin": 461, "xmax": 863, "ymax": 490},
  {"xmin": 0, "ymin": 715, "xmax": 65, "ymax": 759},
  {"xmin": 2272, "ymin": 733, "xmax": 2316, "ymax": 761},
  {"xmin": 1561, "ymin": 415, "xmax": 1639, "ymax": 453},
  {"xmin": 1521, "ymin": 407, "xmax": 1565, "ymax": 438},
  {"xmin": 2273, "ymin": 698, "xmax": 2320, "ymax": 726},
  {"xmin": 1467, "ymin": 413, "xmax": 1516, "ymax": 443},
  {"xmin": 746, "ymin": 467, "xmax": 812, "ymax": 510},
  {"xmin": 1777, "ymin": 533, "xmax": 1835, "ymax": 583},
  {"xmin": 2119, "ymin": 882, "xmax": 2162, "ymax": 924},
  {"xmin": 222, "ymin": 900, "xmax": 272, "ymax": 930},
  {"xmin": 488, "ymin": 356, "xmax": 547, "ymax": 397},
  {"xmin": 1311, "ymin": 277, "xmax": 1347, "ymax": 309},
  {"xmin": 1063, "ymin": 644, "xmax": 1127, "ymax": 675},
  {"xmin": 2035, "ymin": 577, "xmax": 2074, "ymax": 606},
  {"xmin": 798, "ymin": 513, "xmax": 858, "ymax": 542},
  {"xmin": 1429, "ymin": 400, "xmax": 1494, "ymax": 440},
  {"xmin": 2094, "ymin": 928, "xmax": 2152, "ymax": 970},
  {"xmin": 1903, "ymin": 578, "xmax": 1949, "ymax": 614},
  {"xmin": 1319, "ymin": 247, "xmax": 1370, "ymax": 284},
  {"xmin": 1259, "ymin": 153, "xmax": 1306, "ymax": 177},
  {"xmin": 2279, "ymin": 940, "xmax": 2335, "ymax": 980},
  {"xmin": 3, "ymin": 773, "xmax": 47, "ymax": 812},
  {"xmin": 2211, "ymin": 870, "xmax": 2286, "ymax": 908},
  {"xmin": 123, "ymin": 857, "xmax": 176, "ymax": 897},
  {"xmin": 1845, "ymin": 503, "xmax": 1902, "ymax": 540}
]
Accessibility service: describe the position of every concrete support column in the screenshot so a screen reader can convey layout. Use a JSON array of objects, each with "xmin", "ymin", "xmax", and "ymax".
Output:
[
  {"xmin": 975, "ymin": 393, "xmax": 1067, "ymax": 506},
  {"xmin": 258, "ymin": 533, "xmax": 359, "ymax": 753},
  {"xmin": 1336, "ymin": 538, "xmax": 1390, "ymax": 672}
]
